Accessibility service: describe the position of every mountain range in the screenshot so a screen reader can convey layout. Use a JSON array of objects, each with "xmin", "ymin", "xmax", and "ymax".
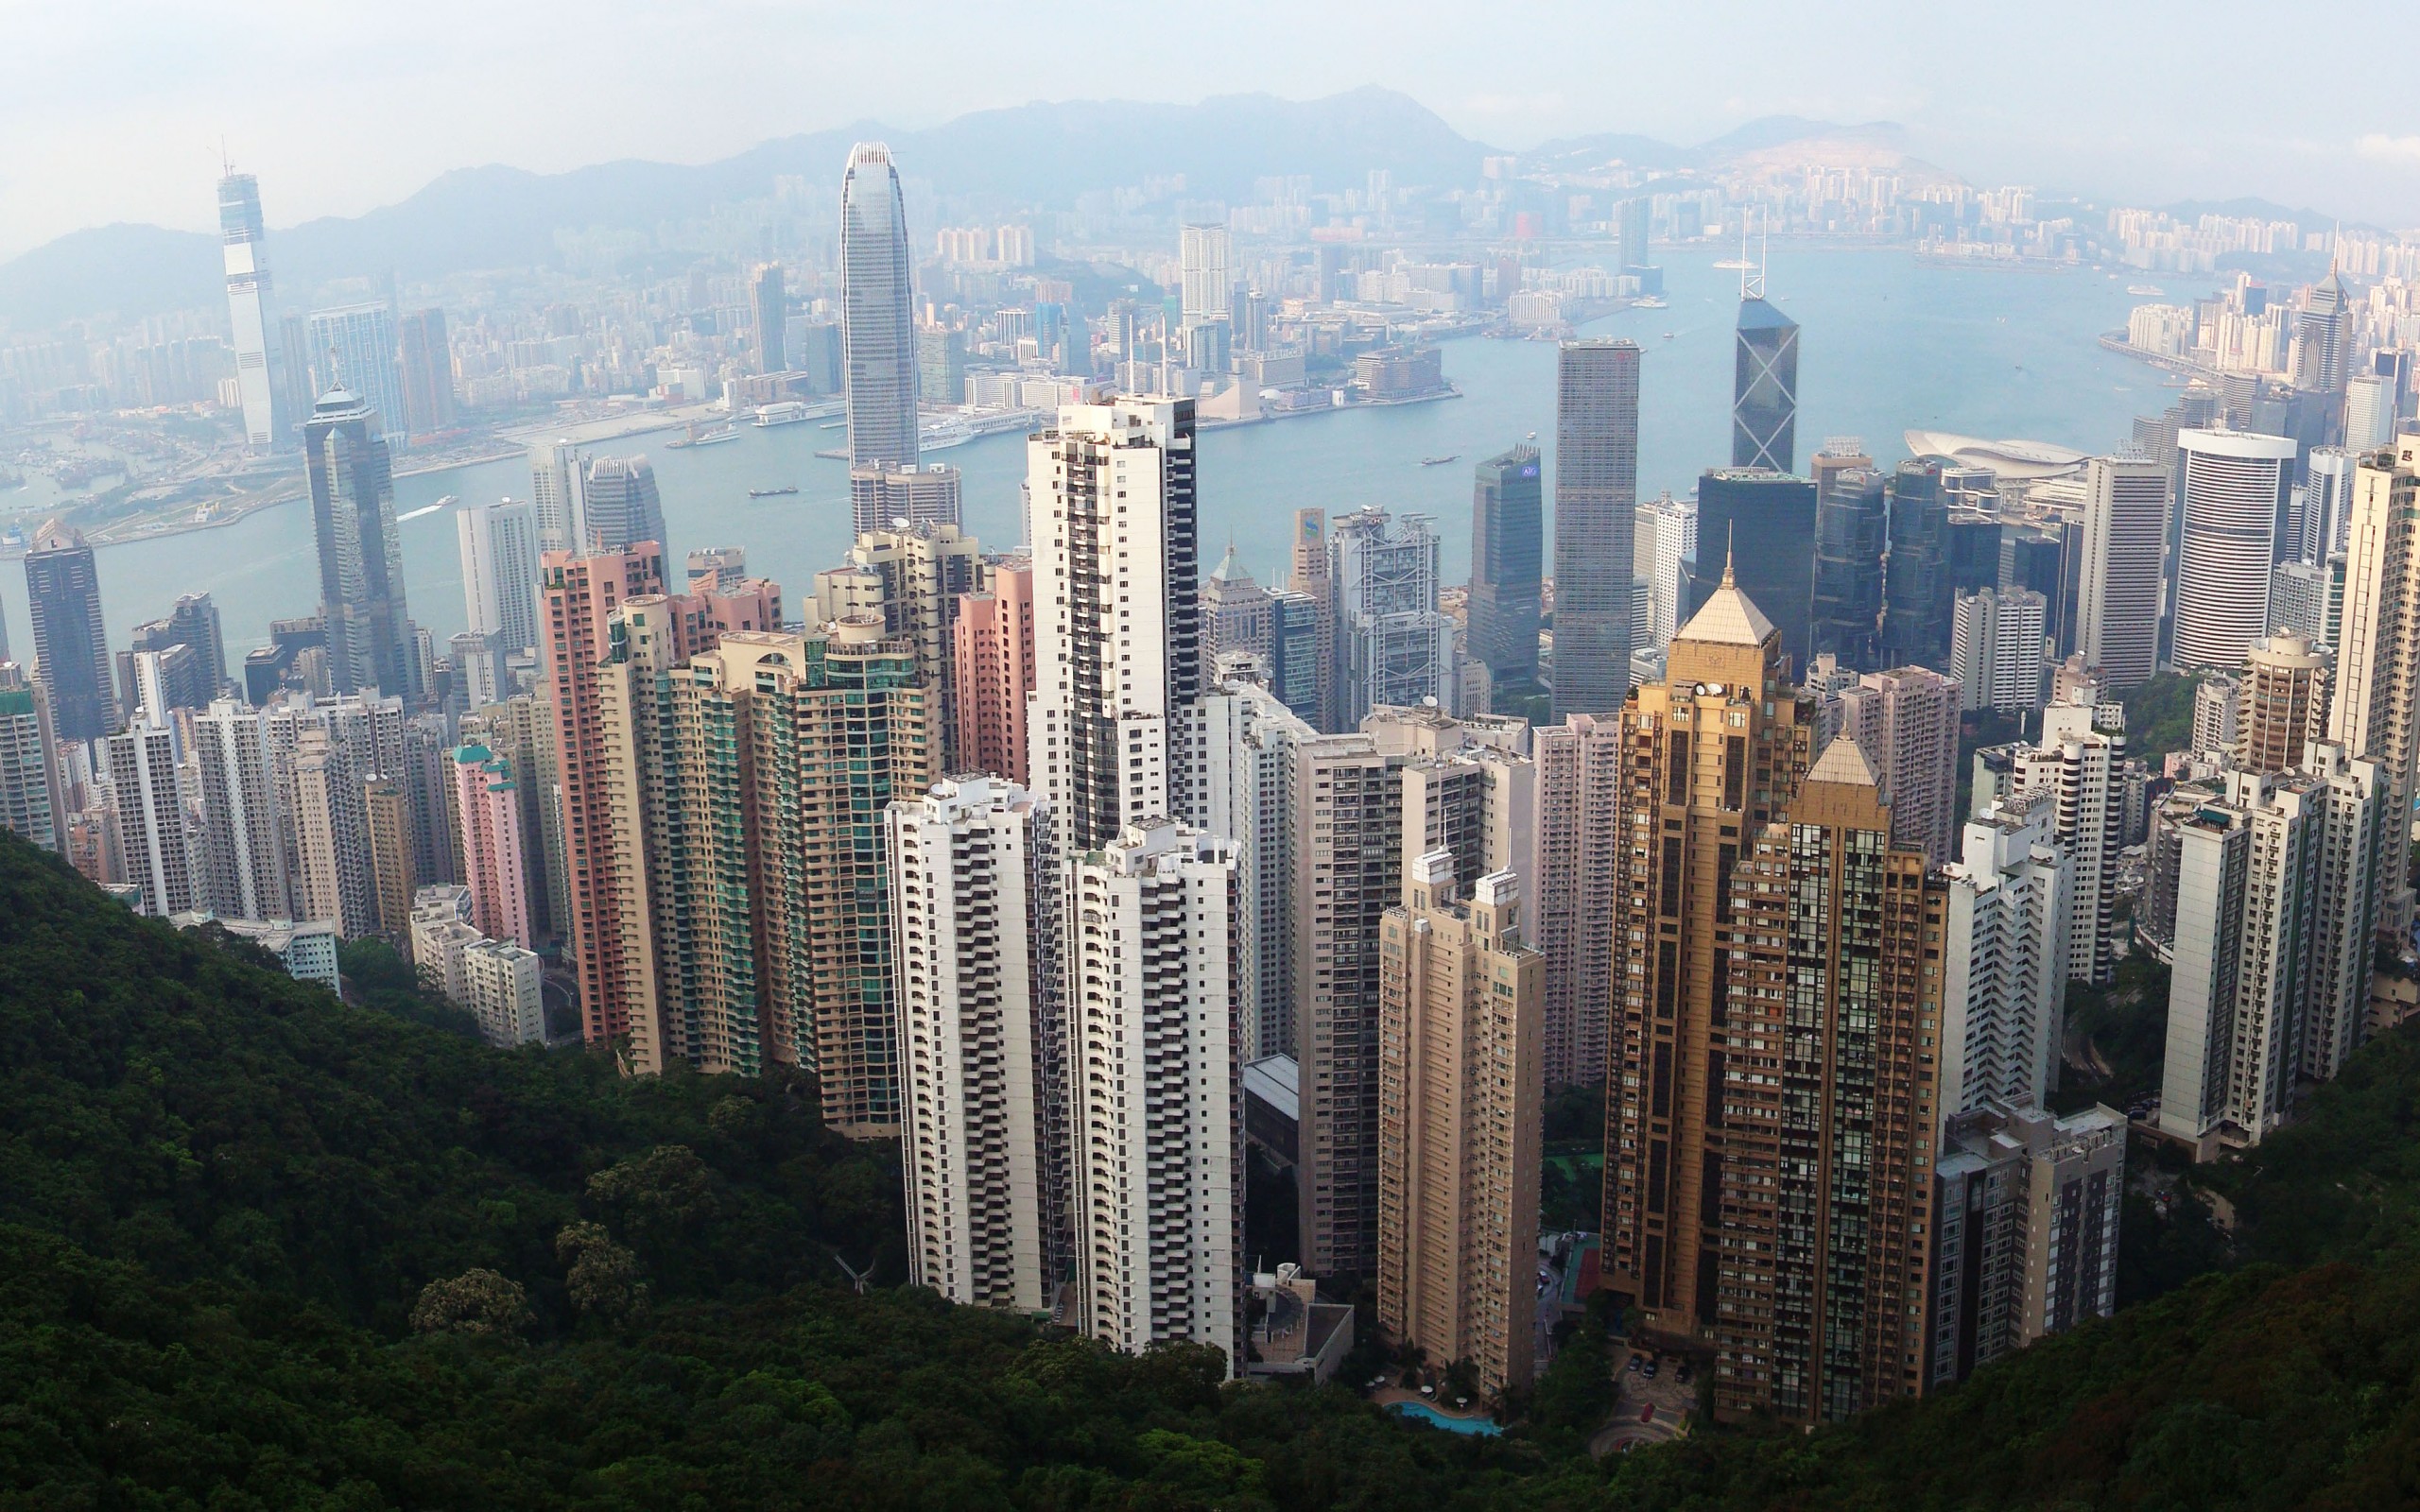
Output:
[{"xmin": 0, "ymin": 89, "xmax": 1910, "ymax": 333}]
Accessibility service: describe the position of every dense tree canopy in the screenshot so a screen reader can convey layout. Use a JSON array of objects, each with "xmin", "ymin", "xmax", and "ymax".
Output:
[{"xmin": 3, "ymin": 832, "xmax": 2419, "ymax": 1508}]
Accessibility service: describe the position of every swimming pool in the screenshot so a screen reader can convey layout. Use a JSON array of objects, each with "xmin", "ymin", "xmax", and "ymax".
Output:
[{"xmin": 1389, "ymin": 1400, "xmax": 1503, "ymax": 1435}]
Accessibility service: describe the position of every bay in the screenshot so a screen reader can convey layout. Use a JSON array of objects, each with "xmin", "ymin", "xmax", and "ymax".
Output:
[{"xmin": 4, "ymin": 249, "xmax": 2211, "ymax": 663}]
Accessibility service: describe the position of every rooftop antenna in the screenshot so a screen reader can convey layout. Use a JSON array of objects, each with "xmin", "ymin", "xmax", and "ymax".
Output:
[
  {"xmin": 1737, "ymin": 217, "xmax": 1753, "ymax": 300},
  {"xmin": 1744, "ymin": 207, "xmax": 1769, "ymax": 302},
  {"xmin": 1722, "ymin": 521, "xmax": 1737, "ymax": 586}
]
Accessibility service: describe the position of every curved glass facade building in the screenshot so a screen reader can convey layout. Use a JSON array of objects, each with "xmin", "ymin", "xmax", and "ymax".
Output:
[{"xmin": 839, "ymin": 143, "xmax": 920, "ymax": 470}]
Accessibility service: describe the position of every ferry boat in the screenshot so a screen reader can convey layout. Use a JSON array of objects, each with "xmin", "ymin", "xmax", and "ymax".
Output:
[
  {"xmin": 920, "ymin": 417, "xmax": 975, "ymax": 452},
  {"xmin": 667, "ymin": 421, "xmax": 739, "ymax": 448},
  {"xmin": 1419, "ymin": 455, "xmax": 1460, "ymax": 467},
  {"xmin": 2126, "ymin": 284, "xmax": 2166, "ymax": 297},
  {"xmin": 1633, "ymin": 295, "xmax": 1668, "ymax": 309},
  {"xmin": 747, "ymin": 485, "xmax": 799, "ymax": 499},
  {"xmin": 752, "ymin": 401, "xmax": 811, "ymax": 427}
]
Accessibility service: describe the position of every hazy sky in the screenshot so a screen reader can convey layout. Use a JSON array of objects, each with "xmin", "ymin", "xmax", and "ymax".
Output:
[{"xmin": 3, "ymin": 0, "xmax": 2414, "ymax": 260}]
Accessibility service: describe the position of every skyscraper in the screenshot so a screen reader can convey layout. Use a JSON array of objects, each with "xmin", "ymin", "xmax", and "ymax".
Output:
[
  {"xmin": 839, "ymin": 143, "xmax": 919, "ymax": 469},
  {"xmin": 1199, "ymin": 671, "xmax": 1318, "ymax": 1063},
  {"xmin": 2236, "ymin": 633, "xmax": 2328, "ymax": 774},
  {"xmin": 0, "ymin": 664, "xmax": 65, "ymax": 852},
  {"xmin": 2293, "ymin": 269, "xmax": 2349, "ymax": 394},
  {"xmin": 1837, "ymin": 665, "xmax": 1962, "ymax": 867},
  {"xmin": 1375, "ymin": 856, "xmax": 1543, "ymax": 1400},
  {"xmin": 1811, "ymin": 461, "xmax": 1887, "ymax": 669},
  {"xmin": 120, "ymin": 593, "xmax": 226, "ymax": 710},
  {"xmin": 1949, "ymin": 588, "xmax": 2048, "ymax": 715},
  {"xmin": 458, "ymin": 498, "xmax": 542, "ymax": 658},
  {"xmin": 2327, "ymin": 434, "xmax": 2420, "ymax": 934},
  {"xmin": 1468, "ymin": 445, "xmax": 1544, "ymax": 692},
  {"xmin": 1733, "ymin": 266, "xmax": 1800, "ymax": 472},
  {"xmin": 451, "ymin": 744, "xmax": 532, "ymax": 947},
  {"xmin": 1287, "ymin": 509, "xmax": 1336, "ymax": 730},
  {"xmin": 1201, "ymin": 546, "xmax": 1274, "ymax": 672},
  {"xmin": 751, "ymin": 262, "xmax": 786, "ymax": 374},
  {"xmin": 2171, "ymin": 428, "xmax": 2298, "ymax": 672},
  {"xmin": 847, "ymin": 462, "xmax": 962, "ymax": 538},
  {"xmin": 306, "ymin": 304, "xmax": 407, "ymax": 450},
  {"xmin": 2345, "ymin": 374, "xmax": 2394, "ymax": 452},
  {"xmin": 580, "ymin": 455, "xmax": 668, "ymax": 556},
  {"xmin": 952, "ymin": 557, "xmax": 1036, "ymax": 785},
  {"xmin": 192, "ymin": 698, "xmax": 286, "ymax": 920},
  {"xmin": 362, "ymin": 774, "xmax": 416, "ymax": 940},
  {"xmin": 1330, "ymin": 507, "xmax": 1454, "ymax": 723},
  {"xmin": 889, "ymin": 776, "xmax": 1063, "ymax": 1312},
  {"xmin": 1938, "ymin": 789, "xmax": 2073, "ymax": 1121},
  {"xmin": 2004, "ymin": 700, "xmax": 2130, "ymax": 987},
  {"xmin": 304, "ymin": 390, "xmax": 414, "ymax": 699},
  {"xmin": 23, "ymin": 521, "xmax": 115, "ymax": 744},
  {"xmin": 105, "ymin": 718, "xmax": 196, "ymax": 918},
  {"xmin": 1879, "ymin": 459, "xmax": 1951, "ymax": 671},
  {"xmin": 814, "ymin": 521, "xmax": 984, "ymax": 768},
  {"xmin": 528, "ymin": 440, "xmax": 583, "ymax": 554},
  {"xmin": 396, "ymin": 308, "xmax": 455, "ymax": 435},
  {"xmin": 2302, "ymin": 447, "xmax": 2357, "ymax": 566},
  {"xmin": 1687, "ymin": 469, "xmax": 1820, "ymax": 672},
  {"xmin": 2076, "ymin": 454, "xmax": 2171, "ymax": 688},
  {"xmin": 217, "ymin": 167, "xmax": 278, "ymax": 449},
  {"xmin": 1533, "ymin": 713, "xmax": 1620, "ymax": 1092},
  {"xmin": 1552, "ymin": 338, "xmax": 1640, "ymax": 718},
  {"xmin": 1634, "ymin": 490, "xmax": 1697, "ymax": 652}
]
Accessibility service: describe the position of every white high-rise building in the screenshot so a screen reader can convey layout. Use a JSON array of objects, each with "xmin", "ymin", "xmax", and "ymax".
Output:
[
  {"xmin": 1025, "ymin": 398, "xmax": 1202, "ymax": 858},
  {"xmin": 1634, "ymin": 491, "xmax": 1697, "ymax": 650},
  {"xmin": 192, "ymin": 699, "xmax": 288, "ymax": 921},
  {"xmin": 1331, "ymin": 507, "xmax": 1453, "ymax": 724},
  {"xmin": 2077, "ymin": 454, "xmax": 2170, "ymax": 689},
  {"xmin": 306, "ymin": 303, "xmax": 407, "ymax": 449},
  {"xmin": 1938, "ymin": 788, "xmax": 2073, "ymax": 1126},
  {"xmin": 527, "ymin": 440, "xmax": 584, "ymax": 554},
  {"xmin": 1950, "ymin": 587, "xmax": 2048, "ymax": 715},
  {"xmin": 2327, "ymin": 434, "xmax": 2420, "ymax": 936},
  {"xmin": 2302, "ymin": 447, "xmax": 2358, "ymax": 567},
  {"xmin": 462, "ymin": 938, "xmax": 545, "ymax": 1048},
  {"xmin": 1069, "ymin": 820, "xmax": 1240, "ymax": 1367},
  {"xmin": 1179, "ymin": 222, "xmax": 1233, "ymax": 328},
  {"xmin": 0, "ymin": 665, "xmax": 64, "ymax": 852},
  {"xmin": 1198, "ymin": 672, "xmax": 1316, "ymax": 1061},
  {"xmin": 889, "ymin": 776, "xmax": 1063, "ymax": 1313},
  {"xmin": 103, "ymin": 720, "xmax": 196, "ymax": 918},
  {"xmin": 218, "ymin": 169, "xmax": 278, "ymax": 449},
  {"xmin": 2346, "ymin": 374, "xmax": 2395, "ymax": 453},
  {"xmin": 2010, "ymin": 699, "xmax": 2129, "ymax": 987},
  {"xmin": 458, "ymin": 498, "xmax": 543, "ymax": 657},
  {"xmin": 2171, "ymin": 429, "xmax": 2299, "ymax": 672}
]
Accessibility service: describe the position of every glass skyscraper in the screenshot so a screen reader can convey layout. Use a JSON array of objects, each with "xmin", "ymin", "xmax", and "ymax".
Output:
[
  {"xmin": 306, "ymin": 302, "xmax": 407, "ymax": 451},
  {"xmin": 1880, "ymin": 460, "xmax": 1951, "ymax": 670},
  {"xmin": 1687, "ymin": 469, "xmax": 1819, "ymax": 674},
  {"xmin": 838, "ymin": 143, "xmax": 919, "ymax": 470},
  {"xmin": 305, "ymin": 390, "xmax": 414, "ymax": 698},
  {"xmin": 23, "ymin": 522, "xmax": 115, "ymax": 745},
  {"xmin": 1733, "ymin": 294, "xmax": 1800, "ymax": 472},
  {"xmin": 217, "ymin": 168, "xmax": 278, "ymax": 449},
  {"xmin": 1811, "ymin": 466, "xmax": 1887, "ymax": 669},
  {"xmin": 1467, "ymin": 444, "xmax": 1543, "ymax": 691},
  {"xmin": 1552, "ymin": 338, "xmax": 1640, "ymax": 718}
]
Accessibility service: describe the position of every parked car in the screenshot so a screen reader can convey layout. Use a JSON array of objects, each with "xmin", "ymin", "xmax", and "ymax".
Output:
[
  {"xmin": 1625, "ymin": 1353, "xmax": 1643, "ymax": 1373},
  {"xmin": 1640, "ymin": 1403, "xmax": 1656, "ymax": 1423}
]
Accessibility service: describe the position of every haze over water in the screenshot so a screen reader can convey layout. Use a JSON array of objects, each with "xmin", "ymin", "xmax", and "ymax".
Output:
[{"xmin": 7, "ymin": 250, "xmax": 2211, "ymax": 662}]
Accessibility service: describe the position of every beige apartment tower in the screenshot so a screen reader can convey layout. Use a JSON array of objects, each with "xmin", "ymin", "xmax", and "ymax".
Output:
[{"xmin": 1376, "ymin": 853, "xmax": 1544, "ymax": 1400}]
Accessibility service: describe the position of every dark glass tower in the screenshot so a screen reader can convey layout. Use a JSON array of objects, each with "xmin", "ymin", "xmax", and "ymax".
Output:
[
  {"xmin": 1552, "ymin": 338, "xmax": 1640, "ymax": 718},
  {"xmin": 304, "ymin": 389, "xmax": 413, "ymax": 699},
  {"xmin": 1945, "ymin": 512, "xmax": 2004, "ymax": 596},
  {"xmin": 1879, "ymin": 460, "xmax": 1950, "ymax": 670},
  {"xmin": 1467, "ymin": 444, "xmax": 1543, "ymax": 692},
  {"xmin": 1686, "ymin": 469, "xmax": 1819, "ymax": 673},
  {"xmin": 1733, "ymin": 295, "xmax": 1800, "ymax": 472},
  {"xmin": 838, "ymin": 143, "xmax": 918, "ymax": 469},
  {"xmin": 23, "ymin": 522, "xmax": 115, "ymax": 744},
  {"xmin": 1811, "ymin": 467, "xmax": 1887, "ymax": 669}
]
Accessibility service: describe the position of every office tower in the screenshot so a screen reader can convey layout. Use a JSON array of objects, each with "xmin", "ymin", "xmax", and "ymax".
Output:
[
  {"xmin": 2236, "ymin": 634, "xmax": 2327, "ymax": 774},
  {"xmin": 1879, "ymin": 459, "xmax": 1951, "ymax": 672},
  {"xmin": 303, "ymin": 391, "xmax": 413, "ymax": 699},
  {"xmin": 126, "ymin": 645, "xmax": 204, "ymax": 724},
  {"xmin": 1811, "ymin": 465, "xmax": 1888, "ymax": 669},
  {"xmin": 1200, "ymin": 673, "xmax": 1318, "ymax": 1062},
  {"xmin": 1330, "ymin": 507, "xmax": 1453, "ymax": 723},
  {"xmin": 2293, "ymin": 270, "xmax": 2349, "ymax": 394},
  {"xmin": 457, "ymin": 499, "xmax": 541, "ymax": 659},
  {"xmin": 839, "ymin": 143, "xmax": 919, "ymax": 469},
  {"xmin": 1634, "ymin": 490, "xmax": 1697, "ymax": 653},
  {"xmin": 750, "ymin": 262, "xmax": 786, "ymax": 374},
  {"xmin": 451, "ymin": 744, "xmax": 531, "ymax": 946},
  {"xmin": 1201, "ymin": 546, "xmax": 1275, "ymax": 673},
  {"xmin": 1533, "ymin": 713, "xmax": 1618, "ymax": 1091},
  {"xmin": 2076, "ymin": 454, "xmax": 2170, "ymax": 688},
  {"xmin": 528, "ymin": 440, "xmax": 582, "ymax": 553},
  {"xmin": 1687, "ymin": 469, "xmax": 1820, "ymax": 672},
  {"xmin": 1552, "ymin": 338, "xmax": 1640, "ymax": 718},
  {"xmin": 1468, "ymin": 446, "xmax": 1544, "ymax": 692},
  {"xmin": 952, "ymin": 558, "xmax": 1036, "ymax": 785},
  {"xmin": 396, "ymin": 308, "xmax": 454, "ymax": 435},
  {"xmin": 0, "ymin": 665, "xmax": 64, "ymax": 850},
  {"xmin": 460, "ymin": 939, "xmax": 544, "ymax": 1048},
  {"xmin": 2001, "ymin": 527, "xmax": 2074, "ymax": 653},
  {"xmin": 24, "ymin": 521, "xmax": 115, "ymax": 745},
  {"xmin": 2171, "ymin": 429, "xmax": 2298, "ymax": 671},
  {"xmin": 915, "ymin": 323, "xmax": 967, "ymax": 404},
  {"xmin": 217, "ymin": 168, "xmax": 278, "ymax": 448},
  {"xmin": 543, "ymin": 546, "xmax": 668, "ymax": 1045},
  {"xmin": 1714, "ymin": 736, "xmax": 1941, "ymax": 1422},
  {"xmin": 889, "ymin": 776, "xmax": 1064, "ymax": 1311},
  {"xmin": 1025, "ymin": 398, "xmax": 1201, "ymax": 857},
  {"xmin": 103, "ymin": 720, "xmax": 196, "ymax": 918},
  {"xmin": 1733, "ymin": 266, "xmax": 1800, "ymax": 472},
  {"xmin": 580, "ymin": 455, "xmax": 667, "ymax": 556},
  {"xmin": 2269, "ymin": 560, "xmax": 2328, "ymax": 645},
  {"xmin": 2158, "ymin": 747, "xmax": 2384, "ymax": 1147},
  {"xmin": 1836, "ymin": 666, "xmax": 1962, "ymax": 866},
  {"xmin": 1376, "ymin": 855, "xmax": 1543, "ymax": 1400},
  {"xmin": 1949, "ymin": 588, "xmax": 2048, "ymax": 716},
  {"xmin": 1927, "ymin": 1102, "xmax": 2123, "ymax": 1388},
  {"xmin": 1603, "ymin": 568, "xmax": 1814, "ymax": 1345},
  {"xmin": 306, "ymin": 304, "xmax": 406, "ymax": 449},
  {"xmin": 848, "ymin": 462, "xmax": 961, "ymax": 537},
  {"xmin": 1945, "ymin": 512, "xmax": 2003, "ymax": 599},
  {"xmin": 274, "ymin": 310, "xmax": 313, "ymax": 438},
  {"xmin": 1069, "ymin": 819, "xmax": 1241, "ymax": 1367},
  {"xmin": 191, "ymin": 699, "xmax": 285, "ymax": 919},
  {"xmin": 1617, "ymin": 196, "xmax": 1653, "ymax": 278},
  {"xmin": 1938, "ymin": 789, "xmax": 2073, "ymax": 1120},
  {"xmin": 1267, "ymin": 591, "xmax": 1324, "ymax": 729},
  {"xmin": 2328, "ymin": 436, "xmax": 2420, "ymax": 933},
  {"xmin": 1287, "ymin": 509, "xmax": 1336, "ymax": 730},
  {"xmin": 2345, "ymin": 374, "xmax": 2394, "ymax": 452},
  {"xmin": 2302, "ymin": 447, "xmax": 2357, "ymax": 565},
  {"xmin": 122, "ymin": 593, "xmax": 226, "ymax": 707},
  {"xmin": 362, "ymin": 774, "xmax": 415, "ymax": 938}
]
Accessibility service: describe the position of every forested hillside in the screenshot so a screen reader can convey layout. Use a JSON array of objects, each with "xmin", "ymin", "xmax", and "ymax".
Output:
[{"xmin": 3, "ymin": 830, "xmax": 2419, "ymax": 1509}]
